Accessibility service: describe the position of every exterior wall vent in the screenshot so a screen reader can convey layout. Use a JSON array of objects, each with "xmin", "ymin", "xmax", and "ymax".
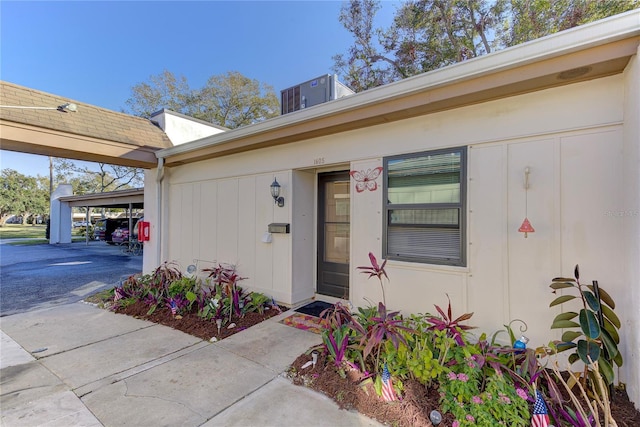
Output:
[{"xmin": 280, "ymin": 74, "xmax": 354, "ymax": 115}]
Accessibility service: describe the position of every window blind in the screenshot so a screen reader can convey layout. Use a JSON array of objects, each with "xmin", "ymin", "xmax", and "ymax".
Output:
[{"xmin": 383, "ymin": 147, "xmax": 466, "ymax": 266}]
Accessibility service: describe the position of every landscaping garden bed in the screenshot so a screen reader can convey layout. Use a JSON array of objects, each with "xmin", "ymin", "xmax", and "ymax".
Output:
[
  {"xmin": 92, "ymin": 291, "xmax": 640, "ymax": 427},
  {"xmin": 113, "ymin": 299, "xmax": 284, "ymax": 341},
  {"xmin": 287, "ymin": 350, "xmax": 640, "ymax": 427},
  {"xmin": 89, "ymin": 258, "xmax": 640, "ymax": 426}
]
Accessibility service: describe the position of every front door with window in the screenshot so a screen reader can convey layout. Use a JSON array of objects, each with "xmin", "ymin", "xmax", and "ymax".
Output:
[{"xmin": 317, "ymin": 172, "xmax": 350, "ymax": 298}]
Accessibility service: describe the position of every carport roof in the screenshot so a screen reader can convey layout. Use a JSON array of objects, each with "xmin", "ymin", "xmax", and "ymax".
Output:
[
  {"xmin": 59, "ymin": 188, "xmax": 144, "ymax": 209},
  {"xmin": 0, "ymin": 81, "xmax": 172, "ymax": 168}
]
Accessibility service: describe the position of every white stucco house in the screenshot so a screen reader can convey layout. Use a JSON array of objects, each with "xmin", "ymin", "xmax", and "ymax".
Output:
[{"xmin": 141, "ymin": 12, "xmax": 640, "ymax": 405}]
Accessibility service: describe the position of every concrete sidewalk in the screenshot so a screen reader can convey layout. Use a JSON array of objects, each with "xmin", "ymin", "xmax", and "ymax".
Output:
[{"xmin": 0, "ymin": 303, "xmax": 385, "ymax": 427}]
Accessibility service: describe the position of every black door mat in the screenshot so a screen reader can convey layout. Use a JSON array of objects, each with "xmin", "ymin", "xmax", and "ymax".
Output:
[{"xmin": 295, "ymin": 300, "xmax": 333, "ymax": 318}]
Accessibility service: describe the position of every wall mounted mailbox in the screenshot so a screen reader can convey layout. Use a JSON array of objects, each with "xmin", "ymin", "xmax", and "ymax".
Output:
[{"xmin": 268, "ymin": 223, "xmax": 290, "ymax": 234}]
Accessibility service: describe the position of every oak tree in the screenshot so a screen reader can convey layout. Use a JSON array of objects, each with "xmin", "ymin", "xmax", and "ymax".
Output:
[
  {"xmin": 53, "ymin": 158, "xmax": 144, "ymax": 195},
  {"xmin": 334, "ymin": 0, "xmax": 639, "ymax": 92},
  {"xmin": 0, "ymin": 169, "xmax": 49, "ymax": 226},
  {"xmin": 125, "ymin": 70, "xmax": 280, "ymax": 129}
]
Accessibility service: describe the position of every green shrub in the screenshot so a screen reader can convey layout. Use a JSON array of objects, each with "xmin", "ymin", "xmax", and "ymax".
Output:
[{"xmin": 549, "ymin": 264, "xmax": 622, "ymax": 388}]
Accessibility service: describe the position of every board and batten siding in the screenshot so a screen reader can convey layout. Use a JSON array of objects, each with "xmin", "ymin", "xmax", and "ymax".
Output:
[
  {"xmin": 347, "ymin": 126, "xmax": 624, "ymax": 346},
  {"xmin": 166, "ymin": 173, "xmax": 294, "ymax": 303},
  {"xmin": 152, "ymin": 71, "xmax": 635, "ymax": 391}
]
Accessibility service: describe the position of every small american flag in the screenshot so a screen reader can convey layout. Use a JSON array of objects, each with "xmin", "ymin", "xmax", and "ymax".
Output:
[
  {"xmin": 532, "ymin": 390, "xmax": 550, "ymax": 427},
  {"xmin": 271, "ymin": 297, "xmax": 282, "ymax": 313},
  {"xmin": 381, "ymin": 363, "xmax": 397, "ymax": 402},
  {"xmin": 170, "ymin": 300, "xmax": 178, "ymax": 316}
]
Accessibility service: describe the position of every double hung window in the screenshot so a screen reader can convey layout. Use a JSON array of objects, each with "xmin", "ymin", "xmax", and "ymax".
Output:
[{"xmin": 383, "ymin": 147, "xmax": 466, "ymax": 266}]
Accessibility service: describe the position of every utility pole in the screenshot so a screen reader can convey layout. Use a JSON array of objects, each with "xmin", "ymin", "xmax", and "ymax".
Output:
[{"xmin": 49, "ymin": 156, "xmax": 53, "ymax": 197}]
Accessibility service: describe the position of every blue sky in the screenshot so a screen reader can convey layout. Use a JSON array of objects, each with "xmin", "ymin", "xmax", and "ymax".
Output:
[{"xmin": 1, "ymin": 0, "xmax": 400, "ymax": 177}]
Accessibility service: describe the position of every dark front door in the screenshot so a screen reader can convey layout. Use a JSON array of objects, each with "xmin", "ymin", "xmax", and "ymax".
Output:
[{"xmin": 317, "ymin": 172, "xmax": 350, "ymax": 298}]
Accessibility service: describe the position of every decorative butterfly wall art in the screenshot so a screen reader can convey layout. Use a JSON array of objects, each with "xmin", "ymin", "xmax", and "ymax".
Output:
[{"xmin": 350, "ymin": 167, "xmax": 383, "ymax": 193}]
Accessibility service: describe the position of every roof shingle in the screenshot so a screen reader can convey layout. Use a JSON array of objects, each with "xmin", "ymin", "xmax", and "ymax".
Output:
[{"xmin": 0, "ymin": 81, "xmax": 172, "ymax": 150}]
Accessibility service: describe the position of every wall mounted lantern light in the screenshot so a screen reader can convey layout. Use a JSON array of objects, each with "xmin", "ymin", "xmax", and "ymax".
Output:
[
  {"xmin": 518, "ymin": 167, "xmax": 535, "ymax": 238},
  {"xmin": 270, "ymin": 178, "xmax": 285, "ymax": 207}
]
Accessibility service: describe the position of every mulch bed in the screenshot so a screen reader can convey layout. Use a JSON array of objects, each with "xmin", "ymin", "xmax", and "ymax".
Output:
[
  {"xmin": 610, "ymin": 388, "xmax": 640, "ymax": 426},
  {"xmin": 287, "ymin": 350, "xmax": 640, "ymax": 427},
  {"xmin": 113, "ymin": 300, "xmax": 285, "ymax": 341},
  {"xmin": 287, "ymin": 351, "xmax": 451, "ymax": 427}
]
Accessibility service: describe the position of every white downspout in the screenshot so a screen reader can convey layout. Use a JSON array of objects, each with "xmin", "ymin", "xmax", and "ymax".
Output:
[{"xmin": 156, "ymin": 157, "xmax": 165, "ymax": 266}]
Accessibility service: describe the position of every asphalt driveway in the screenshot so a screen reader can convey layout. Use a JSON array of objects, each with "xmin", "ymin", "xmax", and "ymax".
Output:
[{"xmin": 0, "ymin": 240, "xmax": 142, "ymax": 316}]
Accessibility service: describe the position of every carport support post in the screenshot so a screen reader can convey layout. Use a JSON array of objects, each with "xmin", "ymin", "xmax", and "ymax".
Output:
[
  {"xmin": 128, "ymin": 203, "xmax": 133, "ymax": 242},
  {"xmin": 85, "ymin": 206, "xmax": 90, "ymax": 245},
  {"xmin": 49, "ymin": 184, "xmax": 73, "ymax": 244}
]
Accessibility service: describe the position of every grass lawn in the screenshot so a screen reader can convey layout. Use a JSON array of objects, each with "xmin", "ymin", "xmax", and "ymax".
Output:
[
  {"xmin": 0, "ymin": 224, "xmax": 87, "ymax": 243},
  {"xmin": 0, "ymin": 224, "xmax": 48, "ymax": 239}
]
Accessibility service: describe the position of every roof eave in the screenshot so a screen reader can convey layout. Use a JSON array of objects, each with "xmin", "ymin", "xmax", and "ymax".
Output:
[
  {"xmin": 1, "ymin": 121, "xmax": 161, "ymax": 168},
  {"xmin": 158, "ymin": 10, "xmax": 640, "ymax": 167}
]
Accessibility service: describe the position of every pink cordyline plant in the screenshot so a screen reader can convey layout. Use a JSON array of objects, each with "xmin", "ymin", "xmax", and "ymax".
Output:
[
  {"xmin": 357, "ymin": 252, "xmax": 388, "ymax": 306},
  {"xmin": 426, "ymin": 294, "xmax": 475, "ymax": 346}
]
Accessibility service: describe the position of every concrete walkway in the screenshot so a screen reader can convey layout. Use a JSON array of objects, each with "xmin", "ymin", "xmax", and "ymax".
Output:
[{"xmin": 0, "ymin": 303, "xmax": 385, "ymax": 427}]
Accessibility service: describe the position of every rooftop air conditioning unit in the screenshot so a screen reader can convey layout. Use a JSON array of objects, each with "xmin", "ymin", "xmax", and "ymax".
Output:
[{"xmin": 280, "ymin": 74, "xmax": 354, "ymax": 115}]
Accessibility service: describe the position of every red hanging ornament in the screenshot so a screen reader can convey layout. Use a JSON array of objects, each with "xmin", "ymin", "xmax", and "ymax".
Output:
[
  {"xmin": 518, "ymin": 217, "xmax": 535, "ymax": 238},
  {"xmin": 519, "ymin": 167, "xmax": 535, "ymax": 238}
]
